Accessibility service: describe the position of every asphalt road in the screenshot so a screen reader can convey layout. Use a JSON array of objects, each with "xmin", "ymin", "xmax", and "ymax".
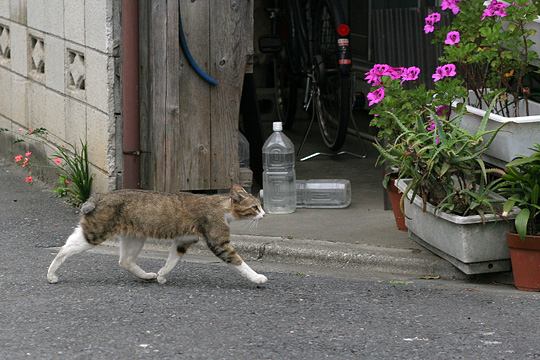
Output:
[{"xmin": 1, "ymin": 162, "xmax": 540, "ymax": 359}]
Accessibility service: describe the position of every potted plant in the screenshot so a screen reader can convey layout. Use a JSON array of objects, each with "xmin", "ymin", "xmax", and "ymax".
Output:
[
  {"xmin": 365, "ymin": 62, "xmax": 466, "ymax": 231},
  {"xmin": 497, "ymin": 144, "xmax": 540, "ymax": 291},
  {"xmin": 374, "ymin": 94, "xmax": 518, "ymax": 274},
  {"xmin": 433, "ymin": 0, "xmax": 540, "ymax": 165}
]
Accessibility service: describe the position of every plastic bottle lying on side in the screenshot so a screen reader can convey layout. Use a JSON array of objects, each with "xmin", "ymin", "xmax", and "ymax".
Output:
[
  {"xmin": 260, "ymin": 179, "xmax": 351, "ymax": 209},
  {"xmin": 296, "ymin": 179, "xmax": 351, "ymax": 208}
]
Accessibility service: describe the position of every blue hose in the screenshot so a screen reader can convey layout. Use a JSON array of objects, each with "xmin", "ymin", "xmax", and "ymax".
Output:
[{"xmin": 178, "ymin": 2, "xmax": 219, "ymax": 86}]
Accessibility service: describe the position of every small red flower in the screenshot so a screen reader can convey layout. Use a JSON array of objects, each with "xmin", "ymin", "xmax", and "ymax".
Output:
[
  {"xmin": 14, "ymin": 154, "xmax": 23, "ymax": 163},
  {"xmin": 25, "ymin": 176, "xmax": 33, "ymax": 184},
  {"xmin": 53, "ymin": 157, "xmax": 62, "ymax": 165},
  {"xmin": 25, "ymin": 151, "xmax": 32, "ymax": 157}
]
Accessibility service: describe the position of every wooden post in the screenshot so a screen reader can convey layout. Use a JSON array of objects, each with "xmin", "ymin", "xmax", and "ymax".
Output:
[{"xmin": 140, "ymin": 0, "xmax": 253, "ymax": 192}]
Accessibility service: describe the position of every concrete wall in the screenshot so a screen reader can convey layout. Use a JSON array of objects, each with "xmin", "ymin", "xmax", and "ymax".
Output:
[{"xmin": 0, "ymin": 0, "xmax": 120, "ymax": 192}]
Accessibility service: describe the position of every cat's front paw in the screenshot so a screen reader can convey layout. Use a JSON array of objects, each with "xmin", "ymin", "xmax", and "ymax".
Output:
[
  {"xmin": 157, "ymin": 275, "xmax": 167, "ymax": 284},
  {"xmin": 142, "ymin": 272, "xmax": 158, "ymax": 280},
  {"xmin": 251, "ymin": 274, "xmax": 268, "ymax": 284},
  {"xmin": 47, "ymin": 274, "xmax": 59, "ymax": 284}
]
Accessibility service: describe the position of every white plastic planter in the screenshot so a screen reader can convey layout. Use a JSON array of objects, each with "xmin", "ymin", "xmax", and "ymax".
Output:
[
  {"xmin": 396, "ymin": 179, "xmax": 517, "ymax": 274},
  {"xmin": 453, "ymin": 92, "xmax": 540, "ymax": 167}
]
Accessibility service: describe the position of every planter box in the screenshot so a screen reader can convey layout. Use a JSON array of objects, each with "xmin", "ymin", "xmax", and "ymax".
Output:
[
  {"xmin": 396, "ymin": 179, "xmax": 517, "ymax": 274},
  {"xmin": 453, "ymin": 92, "xmax": 540, "ymax": 167}
]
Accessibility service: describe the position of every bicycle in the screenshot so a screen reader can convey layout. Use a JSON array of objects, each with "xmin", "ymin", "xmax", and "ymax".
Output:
[{"xmin": 260, "ymin": 0, "xmax": 354, "ymax": 153}]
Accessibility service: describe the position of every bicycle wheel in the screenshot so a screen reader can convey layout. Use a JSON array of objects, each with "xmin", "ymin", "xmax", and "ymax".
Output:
[
  {"xmin": 272, "ymin": 50, "xmax": 298, "ymax": 130},
  {"xmin": 311, "ymin": 0, "xmax": 352, "ymax": 151},
  {"xmin": 272, "ymin": 0, "xmax": 300, "ymax": 130}
]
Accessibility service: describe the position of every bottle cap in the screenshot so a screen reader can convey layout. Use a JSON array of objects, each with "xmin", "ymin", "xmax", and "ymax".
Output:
[{"xmin": 272, "ymin": 122, "xmax": 283, "ymax": 132}]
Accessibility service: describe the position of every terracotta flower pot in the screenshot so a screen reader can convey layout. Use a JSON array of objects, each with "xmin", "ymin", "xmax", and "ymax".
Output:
[
  {"xmin": 507, "ymin": 232, "xmax": 540, "ymax": 292},
  {"xmin": 387, "ymin": 179, "xmax": 407, "ymax": 231}
]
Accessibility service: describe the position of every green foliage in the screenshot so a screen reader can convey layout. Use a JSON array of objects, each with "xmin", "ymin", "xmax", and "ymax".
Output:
[
  {"xmin": 497, "ymin": 144, "xmax": 540, "ymax": 239},
  {"xmin": 52, "ymin": 142, "xmax": 93, "ymax": 206},
  {"xmin": 3, "ymin": 127, "xmax": 93, "ymax": 207},
  {"xmin": 375, "ymin": 96, "xmax": 506, "ymax": 217},
  {"xmin": 437, "ymin": 0, "xmax": 540, "ymax": 116}
]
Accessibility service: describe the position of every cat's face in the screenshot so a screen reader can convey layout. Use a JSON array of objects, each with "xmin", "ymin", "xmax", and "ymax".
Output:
[{"xmin": 230, "ymin": 185, "xmax": 265, "ymax": 220}]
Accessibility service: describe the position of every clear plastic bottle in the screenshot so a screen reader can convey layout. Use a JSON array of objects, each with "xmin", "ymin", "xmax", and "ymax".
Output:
[
  {"xmin": 296, "ymin": 179, "xmax": 351, "ymax": 208},
  {"xmin": 262, "ymin": 122, "xmax": 296, "ymax": 214}
]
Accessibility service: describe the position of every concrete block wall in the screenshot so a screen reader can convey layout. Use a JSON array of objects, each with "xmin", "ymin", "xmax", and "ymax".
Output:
[{"xmin": 0, "ymin": 0, "xmax": 120, "ymax": 193}]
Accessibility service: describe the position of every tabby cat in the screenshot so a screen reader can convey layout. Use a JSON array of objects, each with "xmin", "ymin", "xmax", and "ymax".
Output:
[{"xmin": 47, "ymin": 185, "xmax": 268, "ymax": 285}]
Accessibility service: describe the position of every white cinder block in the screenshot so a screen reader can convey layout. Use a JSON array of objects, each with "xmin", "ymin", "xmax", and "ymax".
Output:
[
  {"xmin": 90, "ymin": 164, "xmax": 109, "ymax": 193},
  {"xmin": 0, "ymin": 113, "xmax": 11, "ymax": 129},
  {"xmin": 9, "ymin": 0, "xmax": 26, "ymax": 24},
  {"xmin": 64, "ymin": 0, "xmax": 84, "ymax": 45},
  {"xmin": 86, "ymin": 105, "xmax": 109, "ymax": 171},
  {"xmin": 44, "ymin": 88, "xmax": 65, "ymax": 139},
  {"xmin": 0, "ymin": 0, "xmax": 10, "ymax": 19},
  {"xmin": 64, "ymin": 97, "xmax": 86, "ymax": 146},
  {"xmin": 85, "ymin": 48, "xmax": 111, "ymax": 113},
  {"xmin": 85, "ymin": 0, "xmax": 111, "ymax": 53},
  {"xmin": 44, "ymin": 34, "xmax": 64, "ymax": 93},
  {"xmin": 26, "ymin": 80, "xmax": 45, "ymax": 130},
  {"xmin": 9, "ymin": 22, "xmax": 26, "ymax": 76},
  {"xmin": 26, "ymin": 0, "xmax": 44, "ymax": 31},
  {"xmin": 44, "ymin": 0, "xmax": 63, "ymax": 38},
  {"xmin": 10, "ymin": 72, "xmax": 27, "ymax": 127},
  {"xmin": 0, "ymin": 66, "xmax": 12, "ymax": 119}
]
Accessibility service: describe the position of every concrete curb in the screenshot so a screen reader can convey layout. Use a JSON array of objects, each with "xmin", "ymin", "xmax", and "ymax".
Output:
[{"xmin": 105, "ymin": 234, "xmax": 467, "ymax": 280}]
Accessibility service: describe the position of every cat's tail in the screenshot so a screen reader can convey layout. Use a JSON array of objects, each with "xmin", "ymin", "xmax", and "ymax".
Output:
[{"xmin": 80, "ymin": 200, "xmax": 96, "ymax": 215}]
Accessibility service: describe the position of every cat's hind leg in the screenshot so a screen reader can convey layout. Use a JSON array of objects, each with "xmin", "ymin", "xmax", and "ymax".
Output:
[
  {"xmin": 205, "ymin": 237, "xmax": 267, "ymax": 285},
  {"xmin": 118, "ymin": 236, "xmax": 157, "ymax": 280},
  {"xmin": 47, "ymin": 226, "xmax": 94, "ymax": 283},
  {"xmin": 156, "ymin": 237, "xmax": 198, "ymax": 284}
]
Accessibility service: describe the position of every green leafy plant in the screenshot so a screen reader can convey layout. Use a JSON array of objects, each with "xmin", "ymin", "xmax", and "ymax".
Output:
[
  {"xmin": 374, "ymin": 95, "xmax": 506, "ymax": 217},
  {"xmin": 497, "ymin": 144, "xmax": 540, "ymax": 239},
  {"xmin": 436, "ymin": 0, "xmax": 540, "ymax": 116},
  {"xmin": 1, "ymin": 127, "xmax": 93, "ymax": 206},
  {"xmin": 52, "ymin": 141, "xmax": 93, "ymax": 206}
]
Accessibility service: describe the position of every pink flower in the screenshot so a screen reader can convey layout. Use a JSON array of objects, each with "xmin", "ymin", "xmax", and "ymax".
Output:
[
  {"xmin": 14, "ymin": 154, "xmax": 23, "ymax": 163},
  {"xmin": 432, "ymin": 66, "xmax": 446, "ymax": 82},
  {"xmin": 388, "ymin": 67, "xmax": 405, "ymax": 80},
  {"xmin": 435, "ymin": 105, "xmax": 450, "ymax": 117},
  {"xmin": 424, "ymin": 13, "xmax": 441, "ymax": 34},
  {"xmin": 367, "ymin": 87, "xmax": 385, "ymax": 107},
  {"xmin": 432, "ymin": 64, "xmax": 457, "ymax": 82},
  {"xmin": 53, "ymin": 157, "xmax": 62, "ymax": 165},
  {"xmin": 25, "ymin": 151, "xmax": 32, "ymax": 157},
  {"xmin": 444, "ymin": 31, "xmax": 460, "ymax": 45},
  {"xmin": 25, "ymin": 176, "xmax": 33, "ymax": 184},
  {"xmin": 429, "ymin": 12, "xmax": 441, "ymax": 22},
  {"xmin": 441, "ymin": 0, "xmax": 461, "ymax": 15},
  {"xmin": 22, "ymin": 158, "xmax": 30, "ymax": 168},
  {"xmin": 372, "ymin": 64, "xmax": 390, "ymax": 75},
  {"xmin": 365, "ymin": 64, "xmax": 394, "ymax": 86},
  {"xmin": 364, "ymin": 70, "xmax": 381, "ymax": 86},
  {"xmin": 442, "ymin": 63, "xmax": 456, "ymax": 77},
  {"xmin": 482, "ymin": 0, "xmax": 509, "ymax": 19},
  {"xmin": 401, "ymin": 66, "xmax": 421, "ymax": 82},
  {"xmin": 424, "ymin": 24, "xmax": 435, "ymax": 34}
]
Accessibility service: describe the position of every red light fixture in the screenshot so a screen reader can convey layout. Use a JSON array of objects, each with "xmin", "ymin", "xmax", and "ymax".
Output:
[{"xmin": 337, "ymin": 23, "xmax": 350, "ymax": 37}]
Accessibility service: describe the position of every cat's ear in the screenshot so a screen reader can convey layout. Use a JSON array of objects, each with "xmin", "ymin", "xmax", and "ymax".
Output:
[{"xmin": 230, "ymin": 184, "xmax": 248, "ymax": 203}]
